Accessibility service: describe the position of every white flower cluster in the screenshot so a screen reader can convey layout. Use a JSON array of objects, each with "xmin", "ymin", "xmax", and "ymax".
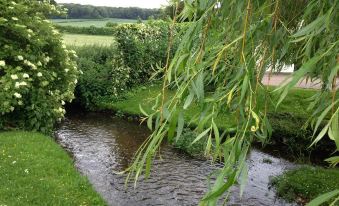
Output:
[
  {"xmin": 0, "ymin": 60, "xmax": 5, "ymax": 67},
  {"xmin": 15, "ymin": 81, "xmax": 27, "ymax": 88},
  {"xmin": 14, "ymin": 92, "xmax": 22, "ymax": 98},
  {"xmin": 54, "ymin": 107, "xmax": 66, "ymax": 115},
  {"xmin": 11, "ymin": 74, "xmax": 18, "ymax": 80},
  {"xmin": 17, "ymin": 55, "xmax": 23, "ymax": 61},
  {"xmin": 24, "ymin": 60, "xmax": 37, "ymax": 70}
]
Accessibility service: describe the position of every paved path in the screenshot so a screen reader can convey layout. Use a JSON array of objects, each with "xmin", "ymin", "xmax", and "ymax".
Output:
[{"xmin": 262, "ymin": 73, "xmax": 339, "ymax": 89}]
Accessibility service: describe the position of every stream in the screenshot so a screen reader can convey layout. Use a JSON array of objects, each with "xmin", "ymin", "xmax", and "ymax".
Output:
[{"xmin": 55, "ymin": 112, "xmax": 297, "ymax": 206}]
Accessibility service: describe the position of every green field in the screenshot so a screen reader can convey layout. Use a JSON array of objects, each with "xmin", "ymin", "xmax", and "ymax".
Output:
[
  {"xmin": 62, "ymin": 34, "xmax": 114, "ymax": 46},
  {"xmin": 52, "ymin": 18, "xmax": 138, "ymax": 27}
]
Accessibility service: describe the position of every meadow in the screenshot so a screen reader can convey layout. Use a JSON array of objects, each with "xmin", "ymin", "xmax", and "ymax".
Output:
[
  {"xmin": 62, "ymin": 34, "xmax": 115, "ymax": 46},
  {"xmin": 52, "ymin": 18, "xmax": 138, "ymax": 27}
]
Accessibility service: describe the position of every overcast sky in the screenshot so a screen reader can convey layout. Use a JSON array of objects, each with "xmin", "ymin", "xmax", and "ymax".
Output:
[{"xmin": 55, "ymin": 0, "xmax": 169, "ymax": 8}]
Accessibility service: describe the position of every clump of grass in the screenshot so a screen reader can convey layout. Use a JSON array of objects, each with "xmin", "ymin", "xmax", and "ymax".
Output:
[
  {"xmin": 263, "ymin": 158, "xmax": 273, "ymax": 164},
  {"xmin": 271, "ymin": 166, "xmax": 339, "ymax": 204},
  {"xmin": 0, "ymin": 131, "xmax": 106, "ymax": 206},
  {"xmin": 172, "ymin": 129, "xmax": 207, "ymax": 158}
]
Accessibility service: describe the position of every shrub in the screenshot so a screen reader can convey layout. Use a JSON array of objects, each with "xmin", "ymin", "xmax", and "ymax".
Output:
[
  {"xmin": 114, "ymin": 21, "xmax": 188, "ymax": 85},
  {"xmin": 55, "ymin": 25, "xmax": 115, "ymax": 35},
  {"xmin": 71, "ymin": 21, "xmax": 189, "ymax": 111},
  {"xmin": 0, "ymin": 0, "xmax": 78, "ymax": 133},
  {"xmin": 105, "ymin": 22, "xmax": 118, "ymax": 28},
  {"xmin": 72, "ymin": 45, "xmax": 130, "ymax": 110},
  {"xmin": 172, "ymin": 129, "xmax": 207, "ymax": 158}
]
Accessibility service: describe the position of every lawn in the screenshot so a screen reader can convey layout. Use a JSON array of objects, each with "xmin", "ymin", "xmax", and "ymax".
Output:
[
  {"xmin": 52, "ymin": 18, "xmax": 138, "ymax": 27},
  {"xmin": 0, "ymin": 131, "xmax": 106, "ymax": 206},
  {"xmin": 62, "ymin": 34, "xmax": 115, "ymax": 46}
]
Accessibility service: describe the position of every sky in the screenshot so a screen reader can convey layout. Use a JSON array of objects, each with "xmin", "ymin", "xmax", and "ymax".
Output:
[{"xmin": 55, "ymin": 0, "xmax": 169, "ymax": 8}]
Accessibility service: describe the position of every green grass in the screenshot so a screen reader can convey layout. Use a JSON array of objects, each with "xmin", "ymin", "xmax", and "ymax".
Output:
[
  {"xmin": 98, "ymin": 83, "xmax": 316, "ymax": 129},
  {"xmin": 0, "ymin": 131, "xmax": 106, "ymax": 206},
  {"xmin": 62, "ymin": 34, "xmax": 115, "ymax": 46},
  {"xmin": 52, "ymin": 18, "xmax": 138, "ymax": 27},
  {"xmin": 271, "ymin": 166, "xmax": 339, "ymax": 204}
]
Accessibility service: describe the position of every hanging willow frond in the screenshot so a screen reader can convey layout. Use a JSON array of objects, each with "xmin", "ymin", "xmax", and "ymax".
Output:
[{"xmin": 124, "ymin": 0, "xmax": 339, "ymax": 205}]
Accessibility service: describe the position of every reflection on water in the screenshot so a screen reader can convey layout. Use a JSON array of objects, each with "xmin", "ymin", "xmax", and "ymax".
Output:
[{"xmin": 56, "ymin": 113, "xmax": 297, "ymax": 206}]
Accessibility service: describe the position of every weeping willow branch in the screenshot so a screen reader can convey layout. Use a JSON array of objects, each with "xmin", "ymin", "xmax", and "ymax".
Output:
[{"xmin": 124, "ymin": 0, "xmax": 339, "ymax": 205}]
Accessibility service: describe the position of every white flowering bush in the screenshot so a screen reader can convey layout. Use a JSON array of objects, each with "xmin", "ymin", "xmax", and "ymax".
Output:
[{"xmin": 0, "ymin": 0, "xmax": 78, "ymax": 133}]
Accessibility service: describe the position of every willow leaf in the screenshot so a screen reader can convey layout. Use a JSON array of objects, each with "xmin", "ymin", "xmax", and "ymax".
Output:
[
  {"xmin": 201, "ymin": 171, "xmax": 237, "ymax": 202},
  {"xmin": 147, "ymin": 114, "xmax": 153, "ymax": 130},
  {"xmin": 306, "ymin": 189, "xmax": 339, "ymax": 206},
  {"xmin": 292, "ymin": 14, "xmax": 326, "ymax": 38},
  {"xmin": 176, "ymin": 111, "xmax": 185, "ymax": 141},
  {"xmin": 325, "ymin": 156, "xmax": 339, "ymax": 167},
  {"xmin": 184, "ymin": 93, "xmax": 194, "ymax": 109},
  {"xmin": 276, "ymin": 55, "xmax": 322, "ymax": 106},
  {"xmin": 139, "ymin": 104, "xmax": 149, "ymax": 116},
  {"xmin": 191, "ymin": 128, "xmax": 210, "ymax": 145},
  {"xmin": 239, "ymin": 162, "xmax": 248, "ymax": 197}
]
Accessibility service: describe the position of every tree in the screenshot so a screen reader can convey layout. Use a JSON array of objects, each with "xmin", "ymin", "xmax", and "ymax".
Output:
[
  {"xmin": 57, "ymin": 3, "xmax": 162, "ymax": 20},
  {"xmin": 0, "ymin": 0, "xmax": 78, "ymax": 133},
  {"xmin": 125, "ymin": 0, "xmax": 339, "ymax": 205}
]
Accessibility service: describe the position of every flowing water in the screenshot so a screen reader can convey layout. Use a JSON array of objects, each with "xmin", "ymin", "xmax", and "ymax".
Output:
[{"xmin": 56, "ymin": 113, "xmax": 297, "ymax": 206}]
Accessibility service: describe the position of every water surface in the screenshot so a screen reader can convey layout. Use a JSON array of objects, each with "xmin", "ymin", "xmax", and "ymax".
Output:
[{"xmin": 56, "ymin": 113, "xmax": 297, "ymax": 206}]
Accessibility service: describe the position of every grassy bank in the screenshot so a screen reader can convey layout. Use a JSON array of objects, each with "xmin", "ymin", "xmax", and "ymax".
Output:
[
  {"xmin": 271, "ymin": 166, "xmax": 339, "ymax": 204},
  {"xmin": 0, "ymin": 131, "xmax": 106, "ymax": 205},
  {"xmin": 62, "ymin": 34, "xmax": 115, "ymax": 46},
  {"xmin": 98, "ymin": 83, "xmax": 338, "ymax": 158},
  {"xmin": 99, "ymin": 83, "xmax": 314, "ymax": 120}
]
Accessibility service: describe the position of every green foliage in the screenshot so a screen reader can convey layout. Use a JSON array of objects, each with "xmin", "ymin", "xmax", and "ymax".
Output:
[
  {"xmin": 0, "ymin": 0, "xmax": 78, "ymax": 133},
  {"xmin": 123, "ymin": 1, "xmax": 338, "ymax": 204},
  {"xmin": 0, "ymin": 131, "xmax": 106, "ymax": 205},
  {"xmin": 172, "ymin": 129, "xmax": 207, "ymax": 158},
  {"xmin": 271, "ymin": 166, "xmax": 339, "ymax": 204},
  {"xmin": 100, "ymin": 83, "xmax": 337, "ymax": 159},
  {"xmin": 72, "ymin": 45, "xmax": 130, "ymax": 110},
  {"xmin": 114, "ymin": 21, "xmax": 187, "ymax": 84},
  {"xmin": 105, "ymin": 21, "xmax": 118, "ymax": 28},
  {"xmin": 55, "ymin": 25, "xmax": 116, "ymax": 35},
  {"xmin": 267, "ymin": 113, "xmax": 336, "ymax": 159},
  {"xmin": 59, "ymin": 3, "xmax": 161, "ymax": 19},
  {"xmin": 71, "ymin": 22, "xmax": 189, "ymax": 111},
  {"xmin": 53, "ymin": 18, "xmax": 138, "ymax": 27}
]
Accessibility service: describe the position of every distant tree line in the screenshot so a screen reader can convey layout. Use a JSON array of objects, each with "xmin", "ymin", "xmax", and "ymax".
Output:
[{"xmin": 57, "ymin": 3, "xmax": 161, "ymax": 19}]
